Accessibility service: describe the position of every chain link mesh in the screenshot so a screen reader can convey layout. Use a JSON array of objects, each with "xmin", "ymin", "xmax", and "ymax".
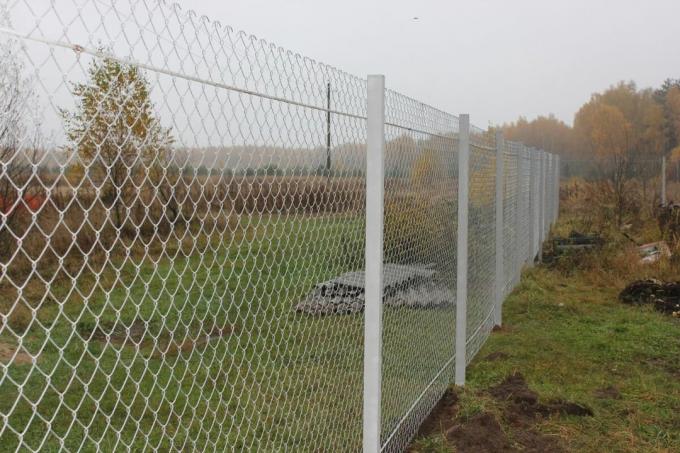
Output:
[
  {"xmin": 464, "ymin": 128, "xmax": 496, "ymax": 362},
  {"xmin": 0, "ymin": 1, "xmax": 560, "ymax": 451},
  {"xmin": 502, "ymin": 142, "xmax": 519, "ymax": 297},
  {"xmin": 2, "ymin": 1, "xmax": 369, "ymax": 450},
  {"xmin": 379, "ymin": 91, "xmax": 458, "ymax": 452}
]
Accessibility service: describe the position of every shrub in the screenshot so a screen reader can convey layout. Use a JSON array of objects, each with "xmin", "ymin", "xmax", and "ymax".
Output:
[{"xmin": 384, "ymin": 194, "xmax": 455, "ymax": 267}]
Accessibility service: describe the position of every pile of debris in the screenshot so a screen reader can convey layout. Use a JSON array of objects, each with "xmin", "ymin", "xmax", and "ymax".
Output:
[
  {"xmin": 636, "ymin": 241, "xmax": 671, "ymax": 264},
  {"xmin": 552, "ymin": 231, "xmax": 604, "ymax": 254},
  {"xmin": 295, "ymin": 263, "xmax": 454, "ymax": 315},
  {"xmin": 619, "ymin": 279, "xmax": 680, "ymax": 317}
]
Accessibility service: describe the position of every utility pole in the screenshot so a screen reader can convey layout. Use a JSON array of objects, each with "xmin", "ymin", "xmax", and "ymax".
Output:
[
  {"xmin": 662, "ymin": 155, "xmax": 667, "ymax": 206},
  {"xmin": 326, "ymin": 82, "xmax": 331, "ymax": 176}
]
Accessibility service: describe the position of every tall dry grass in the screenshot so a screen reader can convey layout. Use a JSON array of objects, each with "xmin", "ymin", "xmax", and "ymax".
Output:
[{"xmin": 552, "ymin": 177, "xmax": 679, "ymax": 288}]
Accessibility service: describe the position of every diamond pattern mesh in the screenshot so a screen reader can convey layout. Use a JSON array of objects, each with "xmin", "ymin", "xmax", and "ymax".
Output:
[{"xmin": 0, "ymin": 1, "xmax": 559, "ymax": 451}]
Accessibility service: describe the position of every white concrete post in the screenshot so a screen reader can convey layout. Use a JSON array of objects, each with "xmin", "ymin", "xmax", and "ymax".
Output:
[
  {"xmin": 548, "ymin": 154, "xmax": 553, "ymax": 224},
  {"xmin": 555, "ymin": 155, "xmax": 560, "ymax": 223},
  {"xmin": 494, "ymin": 131, "xmax": 504, "ymax": 326},
  {"xmin": 662, "ymin": 155, "xmax": 667, "ymax": 206},
  {"xmin": 363, "ymin": 74, "xmax": 385, "ymax": 453},
  {"xmin": 547, "ymin": 154, "xmax": 553, "ymax": 226},
  {"xmin": 527, "ymin": 148, "xmax": 532, "ymax": 264},
  {"xmin": 538, "ymin": 151, "xmax": 546, "ymax": 262},
  {"xmin": 527, "ymin": 147, "xmax": 535, "ymax": 266},
  {"xmin": 514, "ymin": 149, "xmax": 522, "ymax": 286},
  {"xmin": 455, "ymin": 114, "xmax": 470, "ymax": 386}
]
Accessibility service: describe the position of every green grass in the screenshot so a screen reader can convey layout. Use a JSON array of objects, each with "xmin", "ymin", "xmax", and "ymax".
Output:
[
  {"xmin": 412, "ymin": 265, "xmax": 680, "ymax": 452},
  {"xmin": 1, "ymin": 210, "xmax": 465, "ymax": 452},
  {"xmin": 1, "ymin": 214, "xmax": 370, "ymax": 452}
]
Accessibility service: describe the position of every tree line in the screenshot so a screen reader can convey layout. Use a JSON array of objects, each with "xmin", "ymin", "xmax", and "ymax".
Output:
[{"xmin": 502, "ymin": 80, "xmax": 680, "ymax": 223}]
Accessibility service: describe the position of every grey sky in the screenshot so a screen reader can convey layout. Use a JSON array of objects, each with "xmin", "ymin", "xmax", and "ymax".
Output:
[{"xmin": 175, "ymin": 0, "xmax": 680, "ymax": 127}]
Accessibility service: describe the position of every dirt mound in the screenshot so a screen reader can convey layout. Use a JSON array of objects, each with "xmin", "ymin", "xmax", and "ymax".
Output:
[
  {"xmin": 619, "ymin": 279, "xmax": 680, "ymax": 315},
  {"xmin": 489, "ymin": 372, "xmax": 593, "ymax": 421},
  {"xmin": 445, "ymin": 412, "xmax": 515, "ymax": 453},
  {"xmin": 489, "ymin": 372, "xmax": 539, "ymax": 405},
  {"xmin": 445, "ymin": 411, "xmax": 566, "ymax": 453},
  {"xmin": 414, "ymin": 389, "xmax": 459, "ymax": 437},
  {"xmin": 410, "ymin": 373, "xmax": 592, "ymax": 451}
]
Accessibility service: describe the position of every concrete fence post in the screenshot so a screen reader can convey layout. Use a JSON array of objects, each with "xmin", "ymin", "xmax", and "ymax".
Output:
[
  {"xmin": 363, "ymin": 74, "xmax": 385, "ymax": 453},
  {"xmin": 455, "ymin": 114, "xmax": 470, "ymax": 386},
  {"xmin": 514, "ymin": 148, "xmax": 522, "ymax": 285},
  {"xmin": 556, "ymin": 155, "xmax": 559, "ymax": 222},
  {"xmin": 529, "ymin": 148, "xmax": 540, "ymax": 266},
  {"xmin": 538, "ymin": 151, "xmax": 546, "ymax": 262},
  {"xmin": 662, "ymin": 155, "xmax": 667, "ymax": 206},
  {"xmin": 494, "ymin": 131, "xmax": 504, "ymax": 326}
]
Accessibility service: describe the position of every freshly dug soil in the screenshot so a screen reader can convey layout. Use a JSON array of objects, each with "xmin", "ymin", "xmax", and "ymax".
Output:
[
  {"xmin": 489, "ymin": 372, "xmax": 593, "ymax": 422},
  {"xmin": 411, "ymin": 373, "xmax": 592, "ymax": 452},
  {"xmin": 619, "ymin": 279, "xmax": 680, "ymax": 315},
  {"xmin": 445, "ymin": 412, "xmax": 515, "ymax": 453},
  {"xmin": 414, "ymin": 389, "xmax": 459, "ymax": 437},
  {"xmin": 489, "ymin": 372, "xmax": 540, "ymax": 406}
]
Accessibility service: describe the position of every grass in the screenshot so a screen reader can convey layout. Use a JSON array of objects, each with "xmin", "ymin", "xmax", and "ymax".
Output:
[
  {"xmin": 0, "ymin": 213, "xmax": 369, "ymax": 451},
  {"xmin": 0, "ymin": 207, "xmax": 464, "ymax": 452},
  {"xmin": 411, "ymin": 216, "xmax": 680, "ymax": 452}
]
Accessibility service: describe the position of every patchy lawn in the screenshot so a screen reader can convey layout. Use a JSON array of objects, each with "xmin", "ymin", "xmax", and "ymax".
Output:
[{"xmin": 410, "ymin": 266, "xmax": 680, "ymax": 452}]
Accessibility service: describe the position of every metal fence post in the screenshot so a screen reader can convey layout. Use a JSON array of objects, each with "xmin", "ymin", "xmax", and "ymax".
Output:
[
  {"xmin": 455, "ymin": 114, "xmax": 470, "ymax": 386},
  {"xmin": 662, "ymin": 155, "xmax": 667, "ymax": 206},
  {"xmin": 494, "ymin": 131, "xmax": 504, "ymax": 326},
  {"xmin": 363, "ymin": 74, "xmax": 385, "ymax": 453}
]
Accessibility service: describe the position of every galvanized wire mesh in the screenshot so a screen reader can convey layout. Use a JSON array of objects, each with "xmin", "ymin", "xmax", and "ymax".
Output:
[
  {"xmin": 379, "ymin": 91, "xmax": 458, "ymax": 453},
  {"xmin": 1, "ymin": 1, "xmax": 369, "ymax": 451},
  {"xmin": 465, "ymin": 129, "xmax": 496, "ymax": 362},
  {"xmin": 518, "ymin": 145, "xmax": 533, "ymax": 267},
  {"xmin": 502, "ymin": 142, "xmax": 520, "ymax": 297},
  {"xmin": 0, "ymin": 1, "xmax": 560, "ymax": 452}
]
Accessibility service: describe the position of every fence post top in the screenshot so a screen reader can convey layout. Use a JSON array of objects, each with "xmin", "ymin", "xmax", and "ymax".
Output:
[{"xmin": 458, "ymin": 114, "xmax": 470, "ymax": 128}]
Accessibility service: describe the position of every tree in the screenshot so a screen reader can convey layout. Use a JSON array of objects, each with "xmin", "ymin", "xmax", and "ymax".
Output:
[
  {"xmin": 654, "ymin": 79, "xmax": 680, "ymax": 154},
  {"xmin": 62, "ymin": 55, "xmax": 173, "ymax": 230},
  {"xmin": 0, "ymin": 34, "xmax": 44, "ymax": 254},
  {"xmin": 664, "ymin": 86, "xmax": 680, "ymax": 155},
  {"xmin": 574, "ymin": 100, "xmax": 634, "ymax": 225},
  {"xmin": 502, "ymin": 114, "xmax": 576, "ymax": 157}
]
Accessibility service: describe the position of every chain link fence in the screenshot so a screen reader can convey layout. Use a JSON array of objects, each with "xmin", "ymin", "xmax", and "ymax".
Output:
[{"xmin": 0, "ymin": 1, "xmax": 559, "ymax": 451}]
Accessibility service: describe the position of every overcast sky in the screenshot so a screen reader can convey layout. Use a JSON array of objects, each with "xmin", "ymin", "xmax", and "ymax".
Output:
[{"xmin": 174, "ymin": 0, "xmax": 680, "ymax": 127}]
